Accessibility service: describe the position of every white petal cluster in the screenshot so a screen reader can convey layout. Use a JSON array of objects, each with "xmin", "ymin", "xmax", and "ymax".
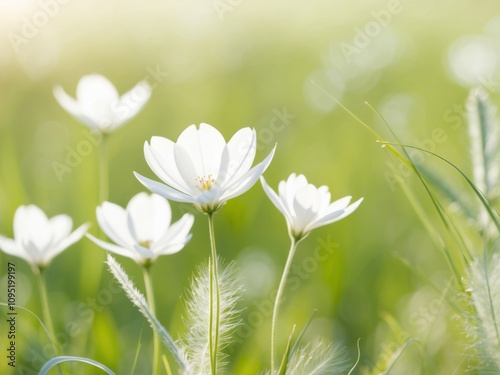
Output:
[
  {"xmin": 54, "ymin": 74, "xmax": 151, "ymax": 133},
  {"xmin": 0, "ymin": 205, "xmax": 89, "ymax": 268},
  {"xmin": 135, "ymin": 123, "xmax": 275, "ymax": 213},
  {"xmin": 261, "ymin": 173, "xmax": 363, "ymax": 239},
  {"xmin": 87, "ymin": 193, "xmax": 194, "ymax": 265}
]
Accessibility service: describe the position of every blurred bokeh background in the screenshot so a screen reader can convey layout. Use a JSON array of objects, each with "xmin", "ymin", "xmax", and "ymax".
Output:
[{"xmin": 1, "ymin": 0, "xmax": 500, "ymax": 373}]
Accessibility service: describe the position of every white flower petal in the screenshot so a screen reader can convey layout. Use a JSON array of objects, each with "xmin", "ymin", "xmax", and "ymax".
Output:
[
  {"xmin": 194, "ymin": 187, "xmax": 221, "ymax": 206},
  {"xmin": 221, "ymin": 144, "xmax": 276, "ymax": 202},
  {"xmin": 54, "ymin": 74, "xmax": 151, "ymax": 132},
  {"xmin": 116, "ymin": 80, "xmax": 152, "ymax": 125},
  {"xmin": 292, "ymin": 185, "xmax": 321, "ymax": 233},
  {"xmin": 146, "ymin": 138, "xmax": 192, "ymax": 193},
  {"xmin": 262, "ymin": 173, "xmax": 363, "ymax": 238},
  {"xmin": 308, "ymin": 197, "xmax": 363, "ymax": 231},
  {"xmin": 77, "ymin": 74, "xmax": 119, "ymax": 103},
  {"xmin": 48, "ymin": 214, "xmax": 73, "ymax": 247},
  {"xmin": 283, "ymin": 174, "xmax": 308, "ymax": 209},
  {"xmin": 23, "ymin": 239, "xmax": 43, "ymax": 265},
  {"xmin": 155, "ymin": 234, "xmax": 192, "ymax": 257},
  {"xmin": 215, "ymin": 145, "xmax": 231, "ymax": 185},
  {"xmin": 97, "ymin": 203, "xmax": 134, "ymax": 248},
  {"xmin": 43, "ymin": 222, "xmax": 90, "ymax": 265},
  {"xmin": 86, "ymin": 233, "xmax": 139, "ymax": 261},
  {"xmin": 16, "ymin": 205, "xmax": 52, "ymax": 253},
  {"xmin": 53, "ymin": 86, "xmax": 97, "ymax": 129},
  {"xmin": 0, "ymin": 235, "xmax": 29, "ymax": 263},
  {"xmin": 76, "ymin": 74, "xmax": 119, "ymax": 129},
  {"xmin": 225, "ymin": 127, "xmax": 256, "ymax": 181},
  {"xmin": 134, "ymin": 172, "xmax": 194, "ymax": 203},
  {"xmin": 176, "ymin": 123, "xmax": 226, "ymax": 176},
  {"xmin": 326, "ymin": 196, "xmax": 352, "ymax": 213},
  {"xmin": 153, "ymin": 213, "xmax": 194, "ymax": 255},
  {"xmin": 260, "ymin": 176, "xmax": 293, "ymax": 224},
  {"xmin": 174, "ymin": 144, "xmax": 201, "ymax": 191},
  {"xmin": 133, "ymin": 244, "xmax": 155, "ymax": 259},
  {"xmin": 126, "ymin": 193, "xmax": 172, "ymax": 243}
]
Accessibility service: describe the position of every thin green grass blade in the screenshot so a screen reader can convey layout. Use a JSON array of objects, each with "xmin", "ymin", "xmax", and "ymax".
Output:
[
  {"xmin": 382, "ymin": 143, "xmax": 500, "ymax": 234},
  {"xmin": 39, "ymin": 356, "xmax": 116, "ymax": 375},
  {"xmin": 277, "ymin": 325, "xmax": 296, "ymax": 375},
  {"xmin": 368, "ymin": 102, "xmax": 474, "ymax": 266},
  {"xmin": 289, "ymin": 309, "xmax": 316, "ymax": 358},
  {"xmin": 310, "ymin": 81, "xmax": 411, "ymax": 167},
  {"xmin": 418, "ymin": 164, "xmax": 476, "ymax": 221},
  {"xmin": 386, "ymin": 162, "xmax": 466, "ymax": 287},
  {"xmin": 162, "ymin": 354, "xmax": 173, "ymax": 375},
  {"xmin": 0, "ymin": 302, "xmax": 59, "ymax": 357},
  {"xmin": 130, "ymin": 330, "xmax": 143, "ymax": 375}
]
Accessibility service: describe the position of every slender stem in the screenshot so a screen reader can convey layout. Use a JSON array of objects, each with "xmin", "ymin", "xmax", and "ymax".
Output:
[
  {"xmin": 207, "ymin": 213, "xmax": 220, "ymax": 375},
  {"xmin": 37, "ymin": 269, "xmax": 64, "ymax": 375},
  {"xmin": 271, "ymin": 236, "xmax": 299, "ymax": 374},
  {"xmin": 143, "ymin": 265, "xmax": 161, "ymax": 375},
  {"xmin": 37, "ymin": 269, "xmax": 57, "ymax": 348},
  {"xmin": 99, "ymin": 133, "xmax": 109, "ymax": 203}
]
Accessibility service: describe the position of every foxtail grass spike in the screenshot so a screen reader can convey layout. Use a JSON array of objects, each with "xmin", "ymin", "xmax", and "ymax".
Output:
[
  {"xmin": 179, "ymin": 259, "xmax": 242, "ymax": 375},
  {"xmin": 468, "ymin": 252, "xmax": 500, "ymax": 372},
  {"xmin": 106, "ymin": 255, "xmax": 189, "ymax": 371}
]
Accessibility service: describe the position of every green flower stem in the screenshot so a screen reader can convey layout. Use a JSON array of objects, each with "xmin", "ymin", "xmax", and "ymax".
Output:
[
  {"xmin": 37, "ymin": 268, "xmax": 64, "ymax": 375},
  {"xmin": 143, "ymin": 265, "xmax": 161, "ymax": 375},
  {"xmin": 208, "ymin": 213, "xmax": 220, "ymax": 375},
  {"xmin": 37, "ymin": 269, "xmax": 57, "ymax": 348},
  {"xmin": 99, "ymin": 133, "xmax": 109, "ymax": 204},
  {"xmin": 271, "ymin": 235, "xmax": 300, "ymax": 374}
]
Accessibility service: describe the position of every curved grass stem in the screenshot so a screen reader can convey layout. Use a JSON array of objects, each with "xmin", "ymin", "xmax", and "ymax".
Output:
[
  {"xmin": 271, "ymin": 236, "xmax": 299, "ymax": 374},
  {"xmin": 143, "ymin": 265, "xmax": 161, "ymax": 375},
  {"xmin": 208, "ymin": 213, "xmax": 220, "ymax": 375}
]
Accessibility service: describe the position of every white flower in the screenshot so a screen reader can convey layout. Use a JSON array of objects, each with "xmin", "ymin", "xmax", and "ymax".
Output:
[
  {"xmin": 135, "ymin": 123, "xmax": 276, "ymax": 213},
  {"xmin": 260, "ymin": 173, "xmax": 363, "ymax": 239},
  {"xmin": 87, "ymin": 193, "xmax": 194, "ymax": 265},
  {"xmin": 53, "ymin": 74, "xmax": 152, "ymax": 133},
  {"xmin": 0, "ymin": 205, "xmax": 90, "ymax": 268}
]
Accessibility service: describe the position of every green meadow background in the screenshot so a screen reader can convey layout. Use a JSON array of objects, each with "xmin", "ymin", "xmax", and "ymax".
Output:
[{"xmin": 0, "ymin": 0, "xmax": 499, "ymax": 373}]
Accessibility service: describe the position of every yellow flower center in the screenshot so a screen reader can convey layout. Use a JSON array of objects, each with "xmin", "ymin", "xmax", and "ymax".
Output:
[
  {"xmin": 196, "ymin": 174, "xmax": 215, "ymax": 191},
  {"xmin": 139, "ymin": 240, "xmax": 152, "ymax": 249}
]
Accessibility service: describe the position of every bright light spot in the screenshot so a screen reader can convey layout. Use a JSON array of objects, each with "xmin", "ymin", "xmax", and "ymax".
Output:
[
  {"xmin": 379, "ymin": 93, "xmax": 419, "ymax": 131},
  {"xmin": 237, "ymin": 248, "xmax": 276, "ymax": 298},
  {"xmin": 447, "ymin": 35, "xmax": 499, "ymax": 87}
]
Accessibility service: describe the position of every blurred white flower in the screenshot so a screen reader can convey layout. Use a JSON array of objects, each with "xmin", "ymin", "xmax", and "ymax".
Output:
[
  {"xmin": 0, "ymin": 205, "xmax": 89, "ymax": 269},
  {"xmin": 87, "ymin": 192, "xmax": 194, "ymax": 265},
  {"xmin": 260, "ymin": 173, "xmax": 363, "ymax": 239},
  {"xmin": 53, "ymin": 74, "xmax": 152, "ymax": 133},
  {"xmin": 135, "ymin": 123, "xmax": 276, "ymax": 213},
  {"xmin": 447, "ymin": 35, "xmax": 499, "ymax": 88}
]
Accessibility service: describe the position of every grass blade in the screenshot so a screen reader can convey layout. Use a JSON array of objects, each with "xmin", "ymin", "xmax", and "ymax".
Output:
[{"xmin": 39, "ymin": 356, "xmax": 116, "ymax": 375}]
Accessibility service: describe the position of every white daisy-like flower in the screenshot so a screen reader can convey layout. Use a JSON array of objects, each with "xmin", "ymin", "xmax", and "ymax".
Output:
[
  {"xmin": 0, "ymin": 205, "xmax": 89, "ymax": 269},
  {"xmin": 53, "ymin": 74, "xmax": 151, "ymax": 133},
  {"xmin": 87, "ymin": 192, "xmax": 194, "ymax": 265},
  {"xmin": 135, "ymin": 123, "xmax": 276, "ymax": 213},
  {"xmin": 260, "ymin": 173, "xmax": 363, "ymax": 240}
]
